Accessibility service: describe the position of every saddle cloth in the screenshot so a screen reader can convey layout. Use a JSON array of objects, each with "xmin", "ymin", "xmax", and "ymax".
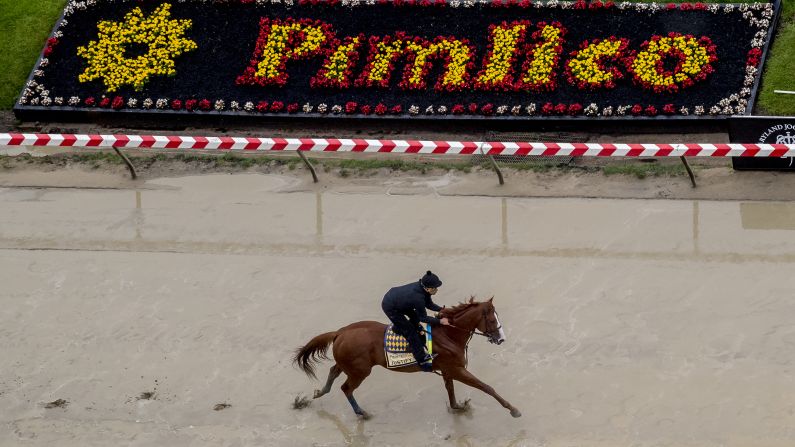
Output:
[{"xmin": 384, "ymin": 323, "xmax": 434, "ymax": 368}]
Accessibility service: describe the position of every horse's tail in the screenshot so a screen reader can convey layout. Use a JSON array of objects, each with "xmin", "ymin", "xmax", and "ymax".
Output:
[{"xmin": 293, "ymin": 331, "xmax": 338, "ymax": 380}]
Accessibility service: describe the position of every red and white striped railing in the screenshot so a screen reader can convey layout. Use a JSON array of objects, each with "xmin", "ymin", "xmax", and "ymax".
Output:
[{"xmin": 2, "ymin": 133, "xmax": 794, "ymax": 157}]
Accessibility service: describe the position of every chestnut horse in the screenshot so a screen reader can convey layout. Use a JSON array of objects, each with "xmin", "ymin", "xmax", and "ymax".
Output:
[{"xmin": 293, "ymin": 298, "xmax": 521, "ymax": 418}]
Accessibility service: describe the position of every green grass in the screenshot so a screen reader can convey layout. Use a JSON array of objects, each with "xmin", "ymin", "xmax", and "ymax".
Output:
[
  {"xmin": 757, "ymin": 0, "xmax": 795, "ymax": 115},
  {"xmin": 602, "ymin": 162, "xmax": 690, "ymax": 178},
  {"xmin": 1, "ymin": 0, "xmax": 794, "ymax": 114},
  {"xmin": 0, "ymin": 0, "xmax": 68, "ymax": 109}
]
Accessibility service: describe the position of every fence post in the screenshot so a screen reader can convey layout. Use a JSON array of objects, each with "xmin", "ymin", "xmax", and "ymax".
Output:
[
  {"xmin": 479, "ymin": 143, "xmax": 504, "ymax": 185},
  {"xmin": 297, "ymin": 150, "xmax": 319, "ymax": 183},
  {"xmin": 112, "ymin": 145, "xmax": 137, "ymax": 180},
  {"xmin": 680, "ymin": 156, "xmax": 696, "ymax": 188}
]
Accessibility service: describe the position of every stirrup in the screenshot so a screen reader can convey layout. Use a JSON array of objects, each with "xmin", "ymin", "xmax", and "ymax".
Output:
[{"xmin": 419, "ymin": 362, "xmax": 434, "ymax": 372}]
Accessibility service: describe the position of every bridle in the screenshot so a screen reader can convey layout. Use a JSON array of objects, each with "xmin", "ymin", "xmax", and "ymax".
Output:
[{"xmin": 443, "ymin": 307, "xmax": 503, "ymax": 343}]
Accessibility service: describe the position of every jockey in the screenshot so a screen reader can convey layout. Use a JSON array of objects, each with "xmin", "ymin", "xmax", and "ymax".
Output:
[{"xmin": 381, "ymin": 271, "xmax": 451, "ymax": 372}]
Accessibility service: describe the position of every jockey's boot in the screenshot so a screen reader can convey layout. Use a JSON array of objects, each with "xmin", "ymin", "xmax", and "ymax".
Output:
[{"xmin": 419, "ymin": 355, "xmax": 434, "ymax": 372}]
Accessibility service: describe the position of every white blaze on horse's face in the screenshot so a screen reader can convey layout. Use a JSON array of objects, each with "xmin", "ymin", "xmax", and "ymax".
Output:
[{"xmin": 495, "ymin": 312, "xmax": 506, "ymax": 345}]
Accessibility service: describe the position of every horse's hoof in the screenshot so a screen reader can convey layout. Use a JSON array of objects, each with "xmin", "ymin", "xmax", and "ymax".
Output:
[
  {"xmin": 510, "ymin": 408, "xmax": 522, "ymax": 418},
  {"xmin": 313, "ymin": 390, "xmax": 322, "ymax": 399},
  {"xmin": 356, "ymin": 411, "xmax": 372, "ymax": 420}
]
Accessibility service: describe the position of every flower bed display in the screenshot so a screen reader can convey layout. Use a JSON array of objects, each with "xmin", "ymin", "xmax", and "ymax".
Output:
[{"xmin": 14, "ymin": 0, "xmax": 779, "ymax": 120}]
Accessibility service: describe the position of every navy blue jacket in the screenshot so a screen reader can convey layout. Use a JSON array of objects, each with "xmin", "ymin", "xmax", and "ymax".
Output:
[{"xmin": 381, "ymin": 281, "xmax": 443, "ymax": 325}]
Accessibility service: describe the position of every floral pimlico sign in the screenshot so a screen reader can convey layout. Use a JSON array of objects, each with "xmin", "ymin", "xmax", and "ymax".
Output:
[{"xmin": 16, "ymin": 0, "xmax": 777, "ymax": 119}]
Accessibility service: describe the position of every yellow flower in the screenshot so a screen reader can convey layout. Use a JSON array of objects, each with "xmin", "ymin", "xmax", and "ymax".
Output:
[{"xmin": 77, "ymin": 3, "xmax": 196, "ymax": 92}]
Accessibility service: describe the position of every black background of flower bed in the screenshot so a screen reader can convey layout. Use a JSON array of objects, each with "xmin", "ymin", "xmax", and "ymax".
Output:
[{"xmin": 21, "ymin": 0, "xmax": 769, "ymax": 115}]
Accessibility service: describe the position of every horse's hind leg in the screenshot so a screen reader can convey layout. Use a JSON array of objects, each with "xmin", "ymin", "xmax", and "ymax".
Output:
[
  {"xmin": 340, "ymin": 369, "xmax": 372, "ymax": 419},
  {"xmin": 314, "ymin": 364, "xmax": 342, "ymax": 399}
]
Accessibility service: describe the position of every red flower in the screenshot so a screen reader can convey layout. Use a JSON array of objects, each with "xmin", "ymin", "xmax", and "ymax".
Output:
[
  {"xmin": 374, "ymin": 103, "xmax": 387, "ymax": 115},
  {"xmin": 468, "ymin": 103, "xmax": 479, "ymax": 114},
  {"xmin": 631, "ymin": 104, "xmax": 643, "ymax": 115},
  {"xmin": 747, "ymin": 48, "xmax": 763, "ymax": 66},
  {"xmin": 99, "ymin": 97, "xmax": 111, "ymax": 108},
  {"xmin": 171, "ymin": 99, "xmax": 182, "ymax": 111},
  {"xmin": 568, "ymin": 103, "xmax": 583, "ymax": 116},
  {"xmin": 554, "ymin": 103, "xmax": 568, "ymax": 115},
  {"xmin": 360, "ymin": 104, "xmax": 372, "ymax": 115},
  {"xmin": 644, "ymin": 105, "xmax": 658, "ymax": 116},
  {"xmin": 257, "ymin": 101, "xmax": 269, "ymax": 113},
  {"xmin": 666, "ymin": 3, "xmax": 677, "ymax": 9},
  {"xmin": 111, "ymin": 96, "xmax": 124, "ymax": 110},
  {"xmin": 199, "ymin": 99, "xmax": 212, "ymax": 111},
  {"xmin": 345, "ymin": 101, "xmax": 358, "ymax": 114},
  {"xmin": 84, "ymin": 97, "xmax": 96, "ymax": 107},
  {"xmin": 481, "ymin": 103, "xmax": 495, "ymax": 115},
  {"xmin": 452, "ymin": 104, "xmax": 465, "ymax": 115},
  {"xmin": 185, "ymin": 99, "xmax": 198, "ymax": 111},
  {"xmin": 541, "ymin": 102, "xmax": 555, "ymax": 115},
  {"xmin": 390, "ymin": 104, "xmax": 403, "ymax": 115},
  {"xmin": 270, "ymin": 101, "xmax": 284, "ymax": 112},
  {"xmin": 287, "ymin": 103, "xmax": 300, "ymax": 113},
  {"xmin": 662, "ymin": 104, "xmax": 676, "ymax": 115},
  {"xmin": 574, "ymin": 0, "xmax": 587, "ymax": 9}
]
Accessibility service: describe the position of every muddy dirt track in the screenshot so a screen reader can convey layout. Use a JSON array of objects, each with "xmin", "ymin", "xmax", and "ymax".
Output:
[{"xmin": 2, "ymin": 172, "xmax": 795, "ymax": 446}]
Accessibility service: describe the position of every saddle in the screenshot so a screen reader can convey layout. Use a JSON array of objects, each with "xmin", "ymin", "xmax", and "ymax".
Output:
[{"xmin": 383, "ymin": 323, "xmax": 435, "ymax": 368}]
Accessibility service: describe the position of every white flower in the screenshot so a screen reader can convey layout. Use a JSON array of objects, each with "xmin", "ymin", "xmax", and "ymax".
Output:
[
  {"xmin": 679, "ymin": 106, "xmax": 689, "ymax": 115},
  {"xmin": 30, "ymin": 97, "xmax": 40, "ymax": 105},
  {"xmin": 511, "ymin": 105, "xmax": 522, "ymax": 115},
  {"xmin": 18, "ymin": 97, "xmax": 28, "ymax": 105},
  {"xmin": 302, "ymin": 103, "xmax": 313, "ymax": 113},
  {"xmin": 425, "ymin": 105, "xmax": 434, "ymax": 115},
  {"xmin": 39, "ymin": 58, "xmax": 49, "ymax": 67},
  {"xmin": 54, "ymin": 97, "xmax": 63, "ymax": 105},
  {"xmin": 735, "ymin": 105, "xmax": 746, "ymax": 114},
  {"xmin": 215, "ymin": 100, "xmax": 225, "ymax": 111},
  {"xmin": 318, "ymin": 103, "xmax": 328, "ymax": 113},
  {"xmin": 142, "ymin": 98, "xmax": 153, "ymax": 109},
  {"xmin": 584, "ymin": 103, "xmax": 599, "ymax": 116},
  {"xmin": 409, "ymin": 105, "xmax": 420, "ymax": 115},
  {"xmin": 437, "ymin": 105, "xmax": 448, "ymax": 114},
  {"xmin": 69, "ymin": 96, "xmax": 80, "ymax": 106},
  {"xmin": 496, "ymin": 105, "xmax": 508, "ymax": 115},
  {"xmin": 41, "ymin": 97, "xmax": 52, "ymax": 106},
  {"xmin": 244, "ymin": 101, "xmax": 255, "ymax": 112},
  {"xmin": 601, "ymin": 106, "xmax": 614, "ymax": 116},
  {"xmin": 27, "ymin": 80, "xmax": 38, "ymax": 88},
  {"xmin": 127, "ymin": 98, "xmax": 138, "ymax": 108},
  {"xmin": 156, "ymin": 98, "xmax": 168, "ymax": 109},
  {"xmin": 331, "ymin": 105, "xmax": 342, "ymax": 114},
  {"xmin": 617, "ymin": 105, "xmax": 630, "ymax": 116},
  {"xmin": 744, "ymin": 74, "xmax": 755, "ymax": 86},
  {"xmin": 708, "ymin": 4, "xmax": 720, "ymax": 13},
  {"xmin": 618, "ymin": 2, "xmax": 632, "ymax": 9},
  {"xmin": 34, "ymin": 70, "xmax": 44, "ymax": 77},
  {"xmin": 525, "ymin": 103, "xmax": 536, "ymax": 115},
  {"xmin": 41, "ymin": 90, "xmax": 50, "ymax": 97},
  {"xmin": 230, "ymin": 101, "xmax": 240, "ymax": 111},
  {"xmin": 694, "ymin": 105, "xmax": 705, "ymax": 115}
]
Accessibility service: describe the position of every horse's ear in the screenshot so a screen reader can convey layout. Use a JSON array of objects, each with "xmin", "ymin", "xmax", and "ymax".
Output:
[{"xmin": 488, "ymin": 296, "xmax": 494, "ymax": 303}]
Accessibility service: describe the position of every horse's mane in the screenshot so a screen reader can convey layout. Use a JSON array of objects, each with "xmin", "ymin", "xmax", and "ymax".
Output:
[{"xmin": 440, "ymin": 296, "xmax": 483, "ymax": 316}]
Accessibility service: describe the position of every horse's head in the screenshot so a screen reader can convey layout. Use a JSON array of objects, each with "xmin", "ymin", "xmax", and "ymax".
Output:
[
  {"xmin": 441, "ymin": 297, "xmax": 506, "ymax": 344},
  {"xmin": 478, "ymin": 298, "xmax": 506, "ymax": 345}
]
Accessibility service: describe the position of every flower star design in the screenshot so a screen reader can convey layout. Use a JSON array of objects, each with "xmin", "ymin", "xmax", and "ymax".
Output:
[{"xmin": 77, "ymin": 3, "xmax": 197, "ymax": 92}]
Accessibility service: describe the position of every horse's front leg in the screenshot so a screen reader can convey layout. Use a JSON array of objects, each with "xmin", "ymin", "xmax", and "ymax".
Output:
[{"xmin": 451, "ymin": 367, "xmax": 521, "ymax": 418}]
